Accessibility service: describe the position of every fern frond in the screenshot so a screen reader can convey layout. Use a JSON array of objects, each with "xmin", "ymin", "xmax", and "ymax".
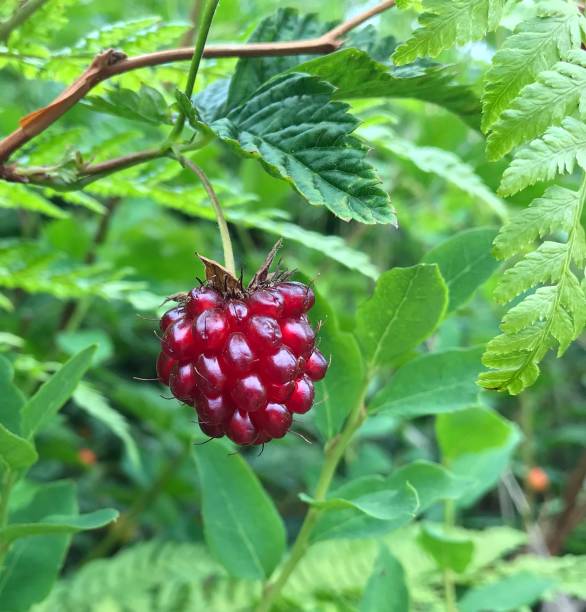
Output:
[
  {"xmin": 482, "ymin": 2, "xmax": 584, "ymax": 132},
  {"xmin": 393, "ymin": 0, "xmax": 505, "ymax": 65},
  {"xmin": 486, "ymin": 50, "xmax": 586, "ymax": 160},
  {"xmin": 479, "ymin": 179, "xmax": 586, "ymax": 394},
  {"xmin": 499, "ymin": 118, "xmax": 586, "ymax": 196}
]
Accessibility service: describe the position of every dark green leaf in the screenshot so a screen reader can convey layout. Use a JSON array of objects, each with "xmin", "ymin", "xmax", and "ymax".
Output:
[
  {"xmin": 370, "ymin": 348, "xmax": 483, "ymax": 417},
  {"xmin": 21, "ymin": 346, "xmax": 96, "ymax": 438},
  {"xmin": 359, "ymin": 547, "xmax": 409, "ymax": 612},
  {"xmin": 355, "ymin": 264, "xmax": 448, "ymax": 368},
  {"xmin": 193, "ymin": 441, "xmax": 286, "ymax": 579},
  {"xmin": 210, "ymin": 73, "xmax": 395, "ymax": 224},
  {"xmin": 0, "ymin": 355, "xmax": 25, "ymax": 434}
]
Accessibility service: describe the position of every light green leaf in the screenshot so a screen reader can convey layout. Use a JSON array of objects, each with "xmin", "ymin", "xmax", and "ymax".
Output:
[
  {"xmin": 193, "ymin": 441, "xmax": 286, "ymax": 579},
  {"xmin": 418, "ymin": 522, "xmax": 475, "ymax": 573},
  {"xmin": 370, "ymin": 347, "xmax": 483, "ymax": 417},
  {"xmin": 482, "ymin": 4, "xmax": 584, "ymax": 131},
  {"xmin": 73, "ymin": 383, "xmax": 140, "ymax": 469},
  {"xmin": 423, "ymin": 228, "xmax": 501, "ymax": 311},
  {"xmin": 307, "ymin": 289, "xmax": 365, "ymax": 440},
  {"xmin": 0, "ymin": 423, "xmax": 37, "ymax": 470},
  {"xmin": 0, "ymin": 183, "xmax": 66, "ymax": 219},
  {"xmin": 0, "ymin": 292, "xmax": 13, "ymax": 311},
  {"xmin": 210, "ymin": 73, "xmax": 395, "ymax": 225},
  {"xmin": 486, "ymin": 50, "xmax": 586, "ymax": 160},
  {"xmin": 0, "ymin": 509, "xmax": 118, "ymax": 544},
  {"xmin": 459, "ymin": 572, "xmax": 555, "ymax": 612},
  {"xmin": 21, "ymin": 346, "xmax": 96, "ymax": 438},
  {"xmin": 367, "ymin": 130, "xmax": 507, "ymax": 219},
  {"xmin": 499, "ymin": 117, "xmax": 586, "ymax": 196},
  {"xmin": 393, "ymin": 0, "xmax": 504, "ymax": 65},
  {"xmin": 355, "ymin": 264, "xmax": 448, "ymax": 368},
  {"xmin": 359, "ymin": 547, "xmax": 409, "ymax": 612}
]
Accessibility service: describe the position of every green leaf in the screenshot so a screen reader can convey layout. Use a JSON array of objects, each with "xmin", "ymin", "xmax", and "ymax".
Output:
[
  {"xmin": 482, "ymin": 4, "xmax": 584, "ymax": 131},
  {"xmin": 417, "ymin": 522, "xmax": 475, "ymax": 573},
  {"xmin": 499, "ymin": 117, "xmax": 586, "ymax": 196},
  {"xmin": 393, "ymin": 0, "xmax": 504, "ymax": 65},
  {"xmin": 355, "ymin": 264, "xmax": 448, "ymax": 368},
  {"xmin": 193, "ymin": 441, "xmax": 286, "ymax": 579},
  {"xmin": 294, "ymin": 49, "xmax": 481, "ymax": 125},
  {"xmin": 226, "ymin": 8, "xmax": 328, "ymax": 110},
  {"xmin": 0, "ymin": 423, "xmax": 37, "ymax": 470},
  {"xmin": 366, "ymin": 129, "xmax": 507, "ymax": 219},
  {"xmin": 73, "ymin": 383, "xmax": 140, "ymax": 469},
  {"xmin": 486, "ymin": 50, "xmax": 586, "ymax": 160},
  {"xmin": 0, "ymin": 355, "xmax": 25, "ymax": 434},
  {"xmin": 0, "ymin": 291, "xmax": 13, "ymax": 311},
  {"xmin": 0, "ymin": 481, "xmax": 76, "ymax": 611},
  {"xmin": 21, "ymin": 346, "xmax": 96, "ymax": 438},
  {"xmin": 310, "ymin": 477, "xmax": 419, "ymax": 542},
  {"xmin": 370, "ymin": 347, "xmax": 483, "ymax": 418},
  {"xmin": 307, "ymin": 290, "xmax": 365, "ymax": 440},
  {"xmin": 459, "ymin": 572, "xmax": 555, "ymax": 612},
  {"xmin": 386, "ymin": 460, "xmax": 473, "ymax": 510},
  {"xmin": 422, "ymin": 228, "xmax": 501, "ymax": 311},
  {"xmin": 436, "ymin": 406, "xmax": 521, "ymax": 506},
  {"xmin": 210, "ymin": 73, "xmax": 395, "ymax": 225},
  {"xmin": 0, "ymin": 183, "xmax": 66, "ymax": 219},
  {"xmin": 0, "ymin": 509, "xmax": 118, "ymax": 544},
  {"xmin": 359, "ymin": 547, "xmax": 409, "ymax": 612}
]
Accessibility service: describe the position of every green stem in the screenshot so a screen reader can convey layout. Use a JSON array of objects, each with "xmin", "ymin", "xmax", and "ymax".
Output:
[
  {"xmin": 169, "ymin": 0, "xmax": 220, "ymax": 141},
  {"xmin": 443, "ymin": 499, "xmax": 458, "ymax": 612},
  {"xmin": 256, "ymin": 397, "xmax": 367, "ymax": 612},
  {"xmin": 0, "ymin": 0, "xmax": 51, "ymax": 42},
  {"xmin": 173, "ymin": 153, "xmax": 236, "ymax": 276}
]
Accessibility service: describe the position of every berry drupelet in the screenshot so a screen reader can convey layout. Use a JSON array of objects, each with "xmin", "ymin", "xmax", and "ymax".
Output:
[{"xmin": 156, "ymin": 246, "xmax": 328, "ymax": 446}]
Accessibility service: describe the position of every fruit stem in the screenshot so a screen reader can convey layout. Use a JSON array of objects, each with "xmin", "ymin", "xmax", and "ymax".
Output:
[
  {"xmin": 256, "ymin": 394, "xmax": 367, "ymax": 612},
  {"xmin": 173, "ymin": 153, "xmax": 236, "ymax": 276},
  {"xmin": 169, "ymin": 0, "xmax": 220, "ymax": 141}
]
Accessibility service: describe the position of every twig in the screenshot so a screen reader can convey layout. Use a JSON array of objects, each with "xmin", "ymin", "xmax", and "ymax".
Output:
[
  {"xmin": 0, "ymin": 0, "xmax": 52, "ymax": 43},
  {"xmin": 0, "ymin": 0, "xmax": 395, "ymax": 164}
]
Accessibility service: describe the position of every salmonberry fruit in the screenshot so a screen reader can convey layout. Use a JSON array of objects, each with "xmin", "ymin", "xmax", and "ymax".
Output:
[{"xmin": 155, "ymin": 242, "xmax": 328, "ymax": 446}]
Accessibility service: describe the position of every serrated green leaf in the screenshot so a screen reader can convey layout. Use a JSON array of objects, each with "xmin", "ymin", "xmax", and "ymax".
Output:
[
  {"xmin": 355, "ymin": 264, "xmax": 448, "ymax": 368},
  {"xmin": 210, "ymin": 73, "xmax": 394, "ymax": 224},
  {"xmin": 499, "ymin": 117, "xmax": 586, "ymax": 196},
  {"xmin": 370, "ymin": 347, "xmax": 483, "ymax": 417},
  {"xmin": 0, "ymin": 508, "xmax": 118, "ymax": 544},
  {"xmin": 21, "ymin": 346, "xmax": 96, "ymax": 438},
  {"xmin": 393, "ymin": 0, "xmax": 504, "ymax": 65},
  {"xmin": 422, "ymin": 228, "xmax": 501, "ymax": 311},
  {"xmin": 482, "ymin": 5, "xmax": 584, "ymax": 131},
  {"xmin": 193, "ymin": 442, "xmax": 286, "ymax": 579},
  {"xmin": 487, "ymin": 50, "xmax": 586, "ymax": 160},
  {"xmin": 0, "ymin": 183, "xmax": 66, "ymax": 219}
]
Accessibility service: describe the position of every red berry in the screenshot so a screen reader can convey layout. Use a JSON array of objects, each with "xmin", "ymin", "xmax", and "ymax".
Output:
[
  {"xmin": 275, "ymin": 281, "xmax": 314, "ymax": 316},
  {"xmin": 247, "ymin": 316, "xmax": 282, "ymax": 352},
  {"xmin": 156, "ymin": 352, "xmax": 176, "ymax": 385},
  {"xmin": 169, "ymin": 363, "xmax": 197, "ymax": 402},
  {"xmin": 222, "ymin": 333, "xmax": 255, "ymax": 375},
  {"xmin": 261, "ymin": 346, "xmax": 297, "ymax": 384},
  {"xmin": 162, "ymin": 319, "xmax": 196, "ymax": 361},
  {"xmin": 156, "ymin": 272, "xmax": 326, "ymax": 446},
  {"xmin": 230, "ymin": 374, "xmax": 267, "ymax": 412},
  {"xmin": 160, "ymin": 306, "xmax": 186, "ymax": 332},
  {"xmin": 196, "ymin": 393, "xmax": 232, "ymax": 426},
  {"xmin": 287, "ymin": 375, "xmax": 314, "ymax": 414},
  {"xmin": 226, "ymin": 299, "xmax": 249, "ymax": 328},
  {"xmin": 280, "ymin": 318, "xmax": 315, "ymax": 356},
  {"xmin": 186, "ymin": 287, "xmax": 223, "ymax": 317},
  {"xmin": 194, "ymin": 354, "xmax": 226, "ymax": 396},
  {"xmin": 194, "ymin": 309, "xmax": 229, "ymax": 353},
  {"xmin": 305, "ymin": 348, "xmax": 328, "ymax": 381},
  {"xmin": 247, "ymin": 289, "xmax": 284, "ymax": 318},
  {"xmin": 251, "ymin": 403, "xmax": 292, "ymax": 439},
  {"xmin": 226, "ymin": 410, "xmax": 257, "ymax": 445}
]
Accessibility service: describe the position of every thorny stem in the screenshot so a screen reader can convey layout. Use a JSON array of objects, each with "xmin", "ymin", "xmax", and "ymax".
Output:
[
  {"xmin": 256, "ymin": 395, "xmax": 367, "ymax": 612},
  {"xmin": 0, "ymin": 0, "xmax": 51, "ymax": 42},
  {"xmin": 173, "ymin": 153, "xmax": 236, "ymax": 276},
  {"xmin": 169, "ymin": 0, "xmax": 220, "ymax": 141}
]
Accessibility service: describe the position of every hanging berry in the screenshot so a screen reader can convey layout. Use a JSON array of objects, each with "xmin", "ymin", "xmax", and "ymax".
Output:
[{"xmin": 156, "ymin": 242, "xmax": 327, "ymax": 446}]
